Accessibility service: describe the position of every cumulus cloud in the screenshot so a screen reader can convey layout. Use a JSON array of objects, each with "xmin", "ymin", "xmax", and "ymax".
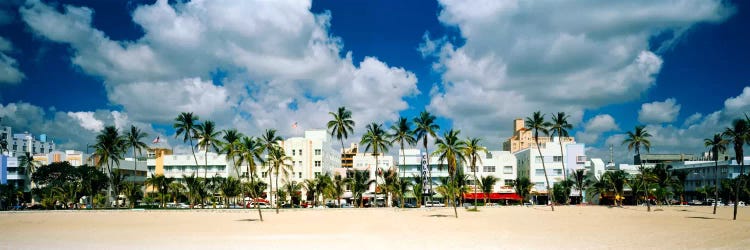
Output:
[
  {"xmin": 576, "ymin": 114, "xmax": 619, "ymax": 144},
  {"xmin": 425, "ymin": 0, "xmax": 733, "ymax": 148},
  {"xmin": 0, "ymin": 37, "xmax": 24, "ymax": 84},
  {"xmin": 19, "ymin": 0, "xmax": 419, "ymax": 146},
  {"xmin": 638, "ymin": 98, "xmax": 681, "ymax": 124},
  {"xmin": 592, "ymin": 88, "xmax": 749, "ymax": 164},
  {"xmin": 66, "ymin": 111, "xmax": 104, "ymax": 132}
]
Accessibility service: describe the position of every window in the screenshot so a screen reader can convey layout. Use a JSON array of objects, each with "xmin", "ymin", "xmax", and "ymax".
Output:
[
  {"xmin": 292, "ymin": 150, "xmax": 295, "ymax": 156},
  {"xmin": 298, "ymin": 161, "xmax": 302, "ymax": 166},
  {"xmin": 262, "ymin": 172, "xmax": 267, "ymax": 178},
  {"xmin": 298, "ymin": 149, "xmax": 302, "ymax": 155},
  {"xmin": 535, "ymin": 182, "xmax": 545, "ymax": 190},
  {"xmin": 12, "ymin": 145, "xmax": 17, "ymax": 150},
  {"xmin": 315, "ymin": 149, "xmax": 321, "ymax": 155},
  {"xmin": 553, "ymin": 156, "xmax": 563, "ymax": 162},
  {"xmin": 315, "ymin": 161, "xmax": 321, "ymax": 167},
  {"xmin": 299, "ymin": 172, "xmax": 302, "ymax": 178},
  {"xmin": 553, "ymin": 169, "xmax": 562, "ymax": 176},
  {"xmin": 535, "ymin": 156, "xmax": 543, "ymax": 163},
  {"xmin": 483, "ymin": 166, "xmax": 495, "ymax": 172},
  {"xmin": 576, "ymin": 156, "xmax": 587, "ymax": 163},
  {"xmin": 503, "ymin": 166, "xmax": 513, "ymax": 174},
  {"xmin": 315, "ymin": 172, "xmax": 320, "ymax": 177},
  {"xmin": 535, "ymin": 169, "xmax": 545, "ymax": 176},
  {"xmin": 504, "ymin": 179, "xmax": 514, "ymax": 186}
]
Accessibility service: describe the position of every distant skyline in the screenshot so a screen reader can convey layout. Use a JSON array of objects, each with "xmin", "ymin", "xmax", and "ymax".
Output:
[{"xmin": 1, "ymin": 0, "xmax": 749, "ymax": 164}]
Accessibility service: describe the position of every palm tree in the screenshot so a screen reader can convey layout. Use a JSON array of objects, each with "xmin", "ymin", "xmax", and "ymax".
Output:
[
  {"xmin": 723, "ymin": 118, "xmax": 748, "ymax": 220},
  {"xmin": 389, "ymin": 117, "xmax": 417, "ymax": 179},
  {"xmin": 551, "ymin": 112, "xmax": 573, "ymax": 205},
  {"xmin": 173, "ymin": 112, "xmax": 201, "ymax": 173},
  {"xmin": 314, "ymin": 173, "xmax": 332, "ymax": 206},
  {"xmin": 18, "ymin": 152, "xmax": 40, "ymax": 192},
  {"xmin": 571, "ymin": 169, "xmax": 588, "ymax": 205},
  {"xmin": 168, "ymin": 182, "xmax": 185, "ymax": 205},
  {"xmin": 327, "ymin": 106, "xmax": 356, "ymax": 159},
  {"xmin": 220, "ymin": 177, "xmax": 241, "ymax": 207},
  {"xmin": 237, "ymin": 136, "xmax": 265, "ymax": 220},
  {"xmin": 283, "ymin": 180, "xmax": 303, "ymax": 207},
  {"xmin": 331, "ymin": 174, "xmax": 349, "ymax": 207},
  {"xmin": 121, "ymin": 182, "xmax": 143, "ymax": 208},
  {"xmin": 414, "ymin": 111, "xmax": 440, "ymax": 204},
  {"xmin": 603, "ymin": 170, "xmax": 628, "ymax": 207},
  {"xmin": 221, "ymin": 129, "xmax": 244, "ymax": 181},
  {"xmin": 125, "ymin": 125, "xmax": 149, "ymax": 184},
  {"xmin": 526, "ymin": 111, "xmax": 554, "ymax": 211},
  {"xmin": 479, "ymin": 176, "xmax": 498, "ymax": 205},
  {"xmin": 350, "ymin": 169, "xmax": 374, "ymax": 207},
  {"xmin": 463, "ymin": 137, "xmax": 487, "ymax": 209},
  {"xmin": 623, "ymin": 125, "xmax": 653, "ymax": 212},
  {"xmin": 380, "ymin": 168, "xmax": 399, "ymax": 207},
  {"xmin": 433, "ymin": 129, "xmax": 467, "ymax": 218},
  {"xmin": 267, "ymin": 145, "xmax": 292, "ymax": 214},
  {"xmin": 182, "ymin": 174, "xmax": 199, "ymax": 208},
  {"xmin": 393, "ymin": 177, "xmax": 412, "ymax": 208},
  {"xmin": 412, "ymin": 174, "xmax": 424, "ymax": 208},
  {"xmin": 360, "ymin": 123, "xmax": 392, "ymax": 207},
  {"xmin": 92, "ymin": 126, "xmax": 127, "ymax": 208},
  {"xmin": 303, "ymin": 178, "xmax": 317, "ymax": 207},
  {"xmin": 261, "ymin": 129, "xmax": 283, "ymax": 202},
  {"xmin": 587, "ymin": 178, "xmax": 610, "ymax": 204},
  {"xmin": 195, "ymin": 120, "xmax": 222, "ymax": 178},
  {"xmin": 513, "ymin": 177, "xmax": 533, "ymax": 204}
]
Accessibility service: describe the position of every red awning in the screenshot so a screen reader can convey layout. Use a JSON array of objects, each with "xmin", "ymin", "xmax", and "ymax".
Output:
[{"xmin": 464, "ymin": 193, "xmax": 522, "ymax": 201}]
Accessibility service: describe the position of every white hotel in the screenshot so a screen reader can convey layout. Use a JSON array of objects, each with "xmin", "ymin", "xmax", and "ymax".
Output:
[{"xmin": 515, "ymin": 138, "xmax": 587, "ymax": 203}]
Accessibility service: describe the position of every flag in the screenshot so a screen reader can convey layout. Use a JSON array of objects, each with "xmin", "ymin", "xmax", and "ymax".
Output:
[
  {"xmin": 292, "ymin": 122, "xmax": 298, "ymax": 129},
  {"xmin": 152, "ymin": 136, "xmax": 160, "ymax": 144}
]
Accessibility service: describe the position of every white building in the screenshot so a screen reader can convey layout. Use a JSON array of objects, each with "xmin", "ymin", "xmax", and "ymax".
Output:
[
  {"xmin": 146, "ymin": 151, "xmax": 236, "ymax": 181},
  {"xmin": 0, "ymin": 155, "xmax": 22, "ymax": 189},
  {"xmin": 668, "ymin": 156, "xmax": 750, "ymax": 201},
  {"xmin": 262, "ymin": 130, "xmax": 341, "ymax": 205},
  {"xmin": 1, "ymin": 126, "xmax": 55, "ymax": 157},
  {"xmin": 351, "ymin": 152, "xmax": 395, "ymax": 192},
  {"xmin": 515, "ymin": 139, "xmax": 587, "ymax": 202},
  {"xmin": 34, "ymin": 150, "xmax": 87, "ymax": 167}
]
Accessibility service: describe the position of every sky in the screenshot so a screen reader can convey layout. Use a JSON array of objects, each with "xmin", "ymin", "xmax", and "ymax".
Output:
[{"xmin": 0, "ymin": 0, "xmax": 749, "ymax": 164}]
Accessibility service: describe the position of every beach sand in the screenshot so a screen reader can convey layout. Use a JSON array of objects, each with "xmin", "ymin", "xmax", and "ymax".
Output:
[{"xmin": 1, "ymin": 205, "xmax": 748, "ymax": 249}]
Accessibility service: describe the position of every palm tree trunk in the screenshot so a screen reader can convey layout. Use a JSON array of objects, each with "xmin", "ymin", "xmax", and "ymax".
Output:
[
  {"xmin": 189, "ymin": 137, "xmax": 199, "ymax": 177},
  {"xmin": 275, "ymin": 170, "xmax": 280, "ymax": 214},
  {"xmin": 536, "ymin": 139, "xmax": 554, "ymax": 211},
  {"xmin": 559, "ymin": 138, "xmax": 569, "ymax": 205},
  {"xmin": 452, "ymin": 174, "xmax": 458, "ymax": 218},
  {"xmin": 250, "ymin": 168, "xmax": 263, "ymax": 222},
  {"xmin": 733, "ymin": 160, "xmax": 743, "ymax": 220},
  {"xmin": 473, "ymin": 163, "xmax": 478, "ymax": 210},
  {"xmin": 713, "ymin": 159, "xmax": 719, "ymax": 214},
  {"xmin": 424, "ymin": 141, "xmax": 432, "ymax": 207},
  {"xmin": 133, "ymin": 148, "xmax": 137, "ymax": 185}
]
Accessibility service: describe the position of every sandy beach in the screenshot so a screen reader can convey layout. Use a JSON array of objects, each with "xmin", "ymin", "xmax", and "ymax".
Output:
[{"xmin": 1, "ymin": 205, "xmax": 748, "ymax": 249}]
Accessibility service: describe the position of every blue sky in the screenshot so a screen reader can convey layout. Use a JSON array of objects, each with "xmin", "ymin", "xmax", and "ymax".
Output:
[{"xmin": 0, "ymin": 0, "xmax": 748, "ymax": 164}]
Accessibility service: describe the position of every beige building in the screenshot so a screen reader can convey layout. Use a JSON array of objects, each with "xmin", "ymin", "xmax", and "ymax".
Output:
[{"xmin": 502, "ymin": 118, "xmax": 574, "ymax": 153}]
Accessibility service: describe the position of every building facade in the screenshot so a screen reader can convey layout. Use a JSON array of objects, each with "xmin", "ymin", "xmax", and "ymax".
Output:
[
  {"xmin": 1, "ymin": 126, "xmax": 55, "ymax": 157},
  {"xmin": 146, "ymin": 150, "xmax": 235, "ymax": 182},
  {"xmin": 515, "ymin": 140, "xmax": 587, "ymax": 203},
  {"xmin": 502, "ymin": 119, "xmax": 574, "ymax": 153}
]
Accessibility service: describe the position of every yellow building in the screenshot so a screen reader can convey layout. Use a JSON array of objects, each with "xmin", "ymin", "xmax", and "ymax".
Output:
[
  {"xmin": 502, "ymin": 118, "xmax": 574, "ymax": 153},
  {"xmin": 147, "ymin": 148, "xmax": 173, "ymax": 175},
  {"xmin": 341, "ymin": 143, "xmax": 358, "ymax": 168}
]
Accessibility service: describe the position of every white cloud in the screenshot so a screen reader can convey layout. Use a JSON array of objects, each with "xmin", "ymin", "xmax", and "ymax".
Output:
[
  {"xmin": 66, "ymin": 111, "xmax": 104, "ymax": 132},
  {"xmin": 0, "ymin": 37, "xmax": 24, "ymax": 84},
  {"xmin": 638, "ymin": 98, "xmax": 681, "ymax": 124},
  {"xmin": 723, "ymin": 86, "xmax": 750, "ymax": 117},
  {"xmin": 425, "ymin": 0, "xmax": 732, "ymax": 147},
  {"xmin": 576, "ymin": 114, "xmax": 619, "ymax": 144},
  {"xmin": 20, "ymin": 0, "xmax": 419, "ymax": 146}
]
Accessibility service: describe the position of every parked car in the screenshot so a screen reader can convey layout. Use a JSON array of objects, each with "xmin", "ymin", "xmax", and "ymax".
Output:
[
  {"xmin": 425, "ymin": 201, "xmax": 445, "ymax": 207},
  {"xmin": 689, "ymin": 200, "xmax": 703, "ymax": 206},
  {"xmin": 246, "ymin": 202, "xmax": 270, "ymax": 209},
  {"xmin": 403, "ymin": 203, "xmax": 417, "ymax": 208}
]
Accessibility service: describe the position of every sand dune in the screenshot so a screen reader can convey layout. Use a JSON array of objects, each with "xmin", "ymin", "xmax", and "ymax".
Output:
[{"xmin": 1, "ymin": 206, "xmax": 748, "ymax": 249}]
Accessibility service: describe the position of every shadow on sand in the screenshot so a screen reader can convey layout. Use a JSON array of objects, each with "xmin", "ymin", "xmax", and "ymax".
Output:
[
  {"xmin": 236, "ymin": 219, "xmax": 260, "ymax": 222},
  {"xmin": 686, "ymin": 216, "xmax": 715, "ymax": 220},
  {"xmin": 428, "ymin": 214, "xmax": 451, "ymax": 218}
]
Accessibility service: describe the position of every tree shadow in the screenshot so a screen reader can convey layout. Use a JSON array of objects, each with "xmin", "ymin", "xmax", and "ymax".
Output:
[
  {"xmin": 236, "ymin": 219, "xmax": 260, "ymax": 222},
  {"xmin": 428, "ymin": 214, "xmax": 451, "ymax": 218},
  {"xmin": 686, "ymin": 216, "xmax": 715, "ymax": 220}
]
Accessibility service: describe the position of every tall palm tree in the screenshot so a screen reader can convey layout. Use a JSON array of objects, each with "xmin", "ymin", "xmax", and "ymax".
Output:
[
  {"xmin": 526, "ymin": 111, "xmax": 554, "ymax": 211},
  {"xmin": 704, "ymin": 133, "xmax": 727, "ymax": 215},
  {"xmin": 195, "ymin": 120, "xmax": 222, "ymax": 178},
  {"xmin": 327, "ymin": 106, "xmax": 356, "ymax": 159},
  {"xmin": 479, "ymin": 176, "xmax": 498, "ymax": 205},
  {"xmin": 360, "ymin": 123, "xmax": 392, "ymax": 207},
  {"xmin": 221, "ymin": 129, "xmax": 244, "ymax": 180},
  {"xmin": 261, "ymin": 129, "xmax": 283, "ymax": 200},
  {"xmin": 413, "ymin": 111, "xmax": 440, "ymax": 204},
  {"xmin": 267, "ymin": 145, "xmax": 292, "ymax": 214},
  {"xmin": 389, "ymin": 117, "xmax": 417, "ymax": 179},
  {"xmin": 723, "ymin": 118, "xmax": 748, "ymax": 220},
  {"xmin": 168, "ymin": 182, "xmax": 185, "ymax": 205},
  {"xmin": 125, "ymin": 125, "xmax": 149, "ymax": 184},
  {"xmin": 173, "ymin": 112, "xmax": 201, "ymax": 173},
  {"xmin": 551, "ymin": 112, "xmax": 573, "ymax": 205},
  {"xmin": 237, "ymin": 136, "xmax": 265, "ymax": 220},
  {"xmin": 463, "ymin": 137, "xmax": 487, "ymax": 209},
  {"xmin": 92, "ymin": 126, "xmax": 127, "ymax": 208},
  {"xmin": 433, "ymin": 129, "xmax": 467, "ymax": 218},
  {"xmin": 380, "ymin": 168, "xmax": 399, "ymax": 207},
  {"xmin": 623, "ymin": 125, "xmax": 653, "ymax": 212}
]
